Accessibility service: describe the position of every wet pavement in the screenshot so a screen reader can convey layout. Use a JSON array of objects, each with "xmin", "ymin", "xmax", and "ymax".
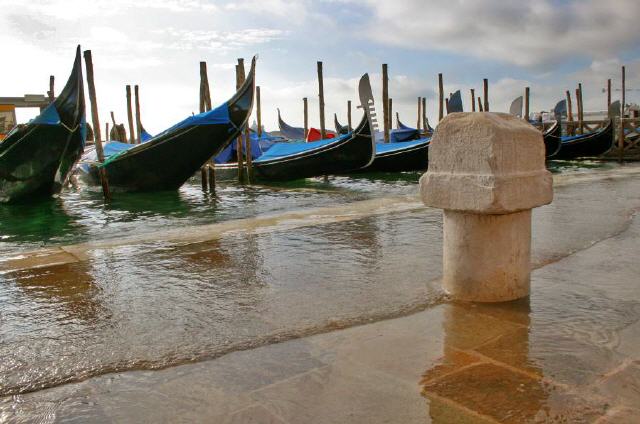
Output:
[{"xmin": 1, "ymin": 165, "xmax": 640, "ymax": 422}]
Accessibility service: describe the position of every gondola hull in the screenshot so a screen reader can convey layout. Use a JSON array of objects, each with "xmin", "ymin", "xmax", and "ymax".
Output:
[
  {"xmin": 361, "ymin": 140, "xmax": 429, "ymax": 173},
  {"xmin": 0, "ymin": 46, "xmax": 85, "ymax": 203},
  {"xmin": 553, "ymin": 120, "xmax": 614, "ymax": 160},
  {"xmin": 542, "ymin": 121, "xmax": 562, "ymax": 158},
  {"xmin": 251, "ymin": 121, "xmax": 374, "ymax": 181},
  {"xmin": 81, "ymin": 58, "xmax": 256, "ymax": 192}
]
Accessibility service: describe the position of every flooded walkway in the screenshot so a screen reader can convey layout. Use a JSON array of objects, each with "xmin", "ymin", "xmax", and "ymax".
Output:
[{"xmin": 1, "ymin": 165, "xmax": 640, "ymax": 422}]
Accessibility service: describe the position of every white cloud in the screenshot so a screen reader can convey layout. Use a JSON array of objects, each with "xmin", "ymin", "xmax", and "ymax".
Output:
[
  {"xmin": 159, "ymin": 28, "xmax": 288, "ymax": 51},
  {"xmin": 359, "ymin": 0, "xmax": 640, "ymax": 68}
]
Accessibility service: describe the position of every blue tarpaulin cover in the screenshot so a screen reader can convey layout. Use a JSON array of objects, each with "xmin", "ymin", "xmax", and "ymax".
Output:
[
  {"xmin": 375, "ymin": 138, "xmax": 430, "ymax": 154},
  {"xmin": 214, "ymin": 132, "xmax": 286, "ymax": 163},
  {"xmin": 155, "ymin": 102, "xmax": 231, "ymax": 138},
  {"xmin": 31, "ymin": 103, "xmax": 61, "ymax": 125},
  {"xmin": 254, "ymin": 133, "xmax": 352, "ymax": 162}
]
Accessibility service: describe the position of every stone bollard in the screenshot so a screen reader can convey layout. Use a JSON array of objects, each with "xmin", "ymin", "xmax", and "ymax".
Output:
[{"xmin": 420, "ymin": 113, "xmax": 553, "ymax": 302}]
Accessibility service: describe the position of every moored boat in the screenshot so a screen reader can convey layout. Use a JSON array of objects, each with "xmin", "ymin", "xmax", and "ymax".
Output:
[
  {"xmin": 550, "ymin": 120, "xmax": 614, "ymax": 160},
  {"xmin": 0, "ymin": 46, "xmax": 85, "ymax": 203},
  {"xmin": 277, "ymin": 109, "xmax": 306, "ymax": 140},
  {"xmin": 79, "ymin": 57, "xmax": 256, "ymax": 191},
  {"xmin": 250, "ymin": 74, "xmax": 376, "ymax": 181},
  {"xmin": 542, "ymin": 121, "xmax": 562, "ymax": 158}
]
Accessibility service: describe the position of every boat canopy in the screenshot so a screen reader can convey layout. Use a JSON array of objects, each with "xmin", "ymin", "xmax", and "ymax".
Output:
[{"xmin": 254, "ymin": 132, "xmax": 352, "ymax": 162}]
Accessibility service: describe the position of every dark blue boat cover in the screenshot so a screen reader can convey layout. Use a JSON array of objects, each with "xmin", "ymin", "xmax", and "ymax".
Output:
[
  {"xmin": 140, "ymin": 129, "xmax": 153, "ymax": 142},
  {"xmin": 31, "ymin": 102, "xmax": 61, "ymax": 125},
  {"xmin": 156, "ymin": 102, "xmax": 230, "ymax": 138},
  {"xmin": 375, "ymin": 138, "xmax": 430, "ymax": 153},
  {"xmin": 214, "ymin": 132, "xmax": 286, "ymax": 164},
  {"xmin": 254, "ymin": 133, "xmax": 352, "ymax": 162}
]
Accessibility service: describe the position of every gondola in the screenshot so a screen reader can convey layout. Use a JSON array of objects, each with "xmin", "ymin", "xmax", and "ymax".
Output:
[
  {"xmin": 541, "ymin": 121, "xmax": 562, "ymax": 158},
  {"xmin": 80, "ymin": 57, "xmax": 256, "ymax": 191},
  {"xmin": 549, "ymin": 120, "xmax": 614, "ymax": 160},
  {"xmin": 277, "ymin": 109, "xmax": 306, "ymax": 140},
  {"xmin": 359, "ymin": 137, "xmax": 430, "ymax": 172},
  {"xmin": 397, "ymin": 114, "xmax": 434, "ymax": 133},
  {"xmin": 337, "ymin": 113, "xmax": 419, "ymax": 144},
  {"xmin": 250, "ymin": 74, "xmax": 376, "ymax": 181},
  {"xmin": 0, "ymin": 46, "xmax": 85, "ymax": 203}
]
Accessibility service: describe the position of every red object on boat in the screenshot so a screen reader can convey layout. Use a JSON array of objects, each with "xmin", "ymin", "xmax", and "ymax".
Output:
[{"xmin": 306, "ymin": 127, "xmax": 336, "ymax": 142}]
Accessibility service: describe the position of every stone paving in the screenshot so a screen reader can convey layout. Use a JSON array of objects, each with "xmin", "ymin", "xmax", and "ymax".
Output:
[{"xmin": 4, "ymin": 206, "xmax": 640, "ymax": 423}]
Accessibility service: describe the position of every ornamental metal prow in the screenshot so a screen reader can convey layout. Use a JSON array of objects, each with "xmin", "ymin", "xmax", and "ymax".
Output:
[{"xmin": 358, "ymin": 73, "xmax": 379, "ymax": 134}]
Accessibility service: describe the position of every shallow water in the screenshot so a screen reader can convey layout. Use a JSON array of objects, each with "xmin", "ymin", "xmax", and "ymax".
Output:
[{"xmin": 0, "ymin": 163, "xmax": 638, "ymax": 399}]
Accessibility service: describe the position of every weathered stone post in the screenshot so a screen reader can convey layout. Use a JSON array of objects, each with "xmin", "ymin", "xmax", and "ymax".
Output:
[{"xmin": 420, "ymin": 113, "xmax": 552, "ymax": 302}]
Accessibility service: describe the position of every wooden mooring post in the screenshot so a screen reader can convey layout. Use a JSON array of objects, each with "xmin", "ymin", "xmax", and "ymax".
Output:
[
  {"xmin": 382, "ymin": 63, "xmax": 390, "ymax": 142},
  {"xmin": 470, "ymin": 89, "xmax": 476, "ymax": 112},
  {"xmin": 235, "ymin": 61, "xmax": 245, "ymax": 182},
  {"xmin": 105, "ymin": 123, "xmax": 109, "ymax": 141},
  {"xmin": 524, "ymin": 87, "xmax": 530, "ymax": 121},
  {"xmin": 317, "ymin": 61, "xmax": 326, "ymax": 140},
  {"xmin": 477, "ymin": 97, "xmax": 483, "ymax": 112},
  {"xmin": 607, "ymin": 78, "xmax": 612, "ymax": 110},
  {"xmin": 483, "ymin": 78, "xmax": 489, "ymax": 112},
  {"xmin": 83, "ymin": 50, "xmax": 111, "ymax": 201},
  {"xmin": 417, "ymin": 97, "xmax": 422, "ymax": 131},
  {"xmin": 238, "ymin": 59, "xmax": 252, "ymax": 182},
  {"xmin": 256, "ymin": 85, "xmax": 262, "ymax": 137},
  {"xmin": 576, "ymin": 86, "xmax": 583, "ymax": 134},
  {"xmin": 388, "ymin": 97, "xmax": 393, "ymax": 130},
  {"xmin": 47, "ymin": 76, "xmax": 55, "ymax": 101},
  {"xmin": 438, "ymin": 73, "xmax": 444, "ymax": 122},
  {"xmin": 126, "ymin": 85, "xmax": 135, "ymax": 143},
  {"xmin": 134, "ymin": 85, "xmax": 141, "ymax": 144},
  {"xmin": 303, "ymin": 97, "xmax": 309, "ymax": 139},
  {"xmin": 422, "ymin": 97, "xmax": 427, "ymax": 131},
  {"xmin": 347, "ymin": 100, "xmax": 352, "ymax": 131},
  {"xmin": 445, "ymin": 98, "xmax": 450, "ymax": 115},
  {"xmin": 566, "ymin": 90, "xmax": 574, "ymax": 135},
  {"xmin": 620, "ymin": 65, "xmax": 626, "ymax": 163}
]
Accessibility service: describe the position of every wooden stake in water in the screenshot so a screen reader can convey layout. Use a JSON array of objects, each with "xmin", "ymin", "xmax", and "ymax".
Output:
[
  {"xmin": 83, "ymin": 50, "xmax": 110, "ymax": 201},
  {"xmin": 417, "ymin": 97, "xmax": 422, "ymax": 131},
  {"xmin": 620, "ymin": 65, "xmax": 625, "ymax": 163},
  {"xmin": 105, "ymin": 122, "xmax": 109, "ymax": 141},
  {"xmin": 382, "ymin": 63, "xmax": 389, "ymax": 142},
  {"xmin": 303, "ymin": 97, "xmax": 309, "ymax": 139},
  {"xmin": 235, "ymin": 62, "xmax": 244, "ymax": 182},
  {"xmin": 566, "ymin": 90, "xmax": 574, "ymax": 135},
  {"xmin": 445, "ymin": 98, "xmax": 450, "ymax": 114},
  {"xmin": 524, "ymin": 87, "xmax": 530, "ymax": 121},
  {"xmin": 422, "ymin": 97, "xmax": 427, "ymax": 130},
  {"xmin": 483, "ymin": 78, "xmax": 489, "ymax": 112},
  {"xmin": 438, "ymin": 73, "xmax": 444, "ymax": 122},
  {"xmin": 347, "ymin": 100, "xmax": 352, "ymax": 131},
  {"xmin": 317, "ymin": 61, "xmax": 326, "ymax": 140},
  {"xmin": 256, "ymin": 85, "xmax": 262, "ymax": 137},
  {"xmin": 607, "ymin": 78, "xmax": 612, "ymax": 111},
  {"xmin": 126, "ymin": 85, "xmax": 135, "ymax": 143},
  {"xmin": 47, "ymin": 75, "xmax": 55, "ymax": 101},
  {"xmin": 470, "ymin": 89, "xmax": 476, "ymax": 112},
  {"xmin": 477, "ymin": 97, "xmax": 483, "ymax": 112},
  {"xmin": 134, "ymin": 85, "xmax": 142, "ymax": 144}
]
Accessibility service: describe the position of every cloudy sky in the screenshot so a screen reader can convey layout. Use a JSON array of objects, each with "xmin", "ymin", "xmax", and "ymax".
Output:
[{"xmin": 1, "ymin": 0, "xmax": 639, "ymax": 133}]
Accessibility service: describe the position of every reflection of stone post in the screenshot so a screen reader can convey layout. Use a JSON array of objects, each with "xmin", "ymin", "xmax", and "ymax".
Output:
[{"xmin": 420, "ymin": 113, "xmax": 552, "ymax": 302}]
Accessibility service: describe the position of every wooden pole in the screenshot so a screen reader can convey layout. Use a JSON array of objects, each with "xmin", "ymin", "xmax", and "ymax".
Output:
[
  {"xmin": 422, "ymin": 97, "xmax": 427, "ymax": 130},
  {"xmin": 235, "ymin": 63, "xmax": 244, "ymax": 181},
  {"xmin": 417, "ymin": 97, "xmax": 422, "ymax": 131},
  {"xmin": 256, "ymin": 85, "xmax": 262, "ymax": 137},
  {"xmin": 105, "ymin": 123, "xmax": 109, "ymax": 141},
  {"xmin": 470, "ymin": 89, "xmax": 476, "ymax": 112},
  {"xmin": 438, "ymin": 73, "xmax": 444, "ymax": 121},
  {"xmin": 566, "ymin": 90, "xmax": 574, "ymax": 135},
  {"xmin": 445, "ymin": 98, "xmax": 450, "ymax": 114},
  {"xmin": 347, "ymin": 100, "xmax": 352, "ymax": 131},
  {"xmin": 607, "ymin": 78, "xmax": 612, "ymax": 111},
  {"xmin": 134, "ymin": 85, "xmax": 141, "ymax": 144},
  {"xmin": 47, "ymin": 75, "xmax": 55, "ymax": 101},
  {"xmin": 126, "ymin": 85, "xmax": 135, "ymax": 143},
  {"xmin": 388, "ymin": 97, "xmax": 393, "ymax": 131},
  {"xmin": 524, "ymin": 87, "xmax": 530, "ymax": 121},
  {"xmin": 200, "ymin": 167, "xmax": 208, "ymax": 191},
  {"xmin": 477, "ymin": 97, "xmax": 483, "ymax": 112},
  {"xmin": 317, "ymin": 61, "xmax": 326, "ymax": 139},
  {"xmin": 83, "ymin": 50, "xmax": 110, "ymax": 200},
  {"xmin": 382, "ymin": 63, "xmax": 389, "ymax": 142},
  {"xmin": 620, "ymin": 66, "xmax": 625, "ymax": 162},
  {"xmin": 483, "ymin": 78, "xmax": 489, "ymax": 112},
  {"xmin": 303, "ymin": 97, "xmax": 309, "ymax": 139},
  {"xmin": 208, "ymin": 165, "xmax": 215, "ymax": 192}
]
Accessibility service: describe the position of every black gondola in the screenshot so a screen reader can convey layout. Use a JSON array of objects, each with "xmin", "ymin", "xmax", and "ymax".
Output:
[
  {"xmin": 80, "ymin": 57, "xmax": 256, "ymax": 192},
  {"xmin": 359, "ymin": 138, "xmax": 430, "ymax": 173},
  {"xmin": 0, "ymin": 46, "xmax": 85, "ymax": 203},
  {"xmin": 334, "ymin": 113, "xmax": 349, "ymax": 134},
  {"xmin": 277, "ymin": 109, "xmax": 306, "ymax": 140},
  {"xmin": 542, "ymin": 121, "xmax": 562, "ymax": 158},
  {"xmin": 550, "ymin": 120, "xmax": 614, "ymax": 160},
  {"xmin": 397, "ymin": 114, "xmax": 434, "ymax": 133},
  {"xmin": 251, "ymin": 74, "xmax": 376, "ymax": 181}
]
